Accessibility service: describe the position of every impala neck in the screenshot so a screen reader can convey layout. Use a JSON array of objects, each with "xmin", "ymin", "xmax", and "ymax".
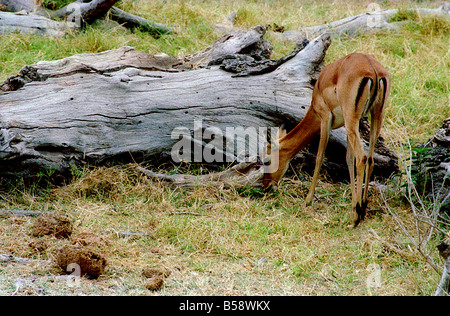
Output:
[{"xmin": 278, "ymin": 109, "xmax": 321, "ymax": 162}]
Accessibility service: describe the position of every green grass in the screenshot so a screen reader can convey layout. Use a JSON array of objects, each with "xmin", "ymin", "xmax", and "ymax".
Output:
[{"xmin": 0, "ymin": 0, "xmax": 449, "ymax": 295}]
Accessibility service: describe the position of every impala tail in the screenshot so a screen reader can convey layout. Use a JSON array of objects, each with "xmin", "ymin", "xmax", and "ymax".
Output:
[{"xmin": 352, "ymin": 74, "xmax": 389, "ymax": 227}]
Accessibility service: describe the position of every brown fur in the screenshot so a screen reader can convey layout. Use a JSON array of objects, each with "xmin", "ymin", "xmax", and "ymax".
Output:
[{"xmin": 263, "ymin": 53, "xmax": 390, "ymax": 227}]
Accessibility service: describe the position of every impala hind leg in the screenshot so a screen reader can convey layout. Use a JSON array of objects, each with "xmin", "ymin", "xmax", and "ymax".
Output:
[
  {"xmin": 361, "ymin": 114, "xmax": 380, "ymax": 214},
  {"xmin": 362, "ymin": 80, "xmax": 388, "ymax": 211},
  {"xmin": 345, "ymin": 126, "xmax": 368, "ymax": 227}
]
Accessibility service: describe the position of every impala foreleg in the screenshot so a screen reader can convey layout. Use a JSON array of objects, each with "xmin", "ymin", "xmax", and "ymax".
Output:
[
  {"xmin": 305, "ymin": 113, "xmax": 332, "ymax": 205},
  {"xmin": 346, "ymin": 137, "xmax": 356, "ymax": 212}
]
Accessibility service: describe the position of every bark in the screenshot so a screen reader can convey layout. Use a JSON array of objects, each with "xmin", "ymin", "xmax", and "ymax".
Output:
[
  {"xmin": 283, "ymin": 4, "xmax": 450, "ymax": 41},
  {"xmin": 0, "ymin": 0, "xmax": 119, "ymax": 22},
  {"xmin": 0, "ymin": 0, "xmax": 172, "ymax": 35},
  {"xmin": 0, "ymin": 0, "xmax": 40, "ymax": 12},
  {"xmin": 109, "ymin": 6, "xmax": 172, "ymax": 36},
  {"xmin": 0, "ymin": 11, "xmax": 77, "ymax": 37},
  {"xmin": 50, "ymin": 0, "xmax": 120, "ymax": 24},
  {"xmin": 212, "ymin": 3, "xmax": 450, "ymax": 40},
  {"xmin": 0, "ymin": 26, "xmax": 399, "ymax": 186},
  {"xmin": 0, "ymin": 209, "xmax": 53, "ymax": 217},
  {"xmin": 412, "ymin": 118, "xmax": 450, "ymax": 215},
  {"xmin": 136, "ymin": 158, "xmax": 263, "ymax": 189},
  {"xmin": 0, "ymin": 253, "xmax": 53, "ymax": 265}
]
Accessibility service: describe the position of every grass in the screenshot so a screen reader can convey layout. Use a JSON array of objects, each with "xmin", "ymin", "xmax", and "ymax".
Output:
[
  {"xmin": 0, "ymin": 165, "xmax": 441, "ymax": 295},
  {"xmin": 0, "ymin": 0, "xmax": 449, "ymax": 295}
]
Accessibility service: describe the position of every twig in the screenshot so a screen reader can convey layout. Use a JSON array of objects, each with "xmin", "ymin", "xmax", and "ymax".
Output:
[
  {"xmin": 0, "ymin": 210, "xmax": 52, "ymax": 217},
  {"xmin": 0, "ymin": 253, "xmax": 53, "ymax": 266},
  {"xmin": 168, "ymin": 211, "xmax": 208, "ymax": 217},
  {"xmin": 368, "ymin": 228, "xmax": 416, "ymax": 260},
  {"xmin": 379, "ymin": 136, "xmax": 442, "ymax": 274}
]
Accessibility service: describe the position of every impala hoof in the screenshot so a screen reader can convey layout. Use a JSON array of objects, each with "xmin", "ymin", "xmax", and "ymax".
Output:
[{"xmin": 353, "ymin": 201, "xmax": 368, "ymax": 227}]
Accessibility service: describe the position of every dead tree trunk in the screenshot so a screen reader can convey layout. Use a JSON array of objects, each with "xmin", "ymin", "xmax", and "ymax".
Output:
[
  {"xmin": 282, "ymin": 4, "xmax": 450, "ymax": 41},
  {"xmin": 0, "ymin": 0, "xmax": 172, "ymax": 36},
  {"xmin": 411, "ymin": 118, "xmax": 450, "ymax": 215},
  {"xmin": 0, "ymin": 0, "xmax": 119, "ymax": 22},
  {"xmin": 213, "ymin": 3, "xmax": 450, "ymax": 40},
  {"xmin": 0, "ymin": 26, "xmax": 398, "ymax": 186},
  {"xmin": 50, "ymin": 0, "xmax": 120, "ymax": 24},
  {"xmin": 109, "ymin": 6, "xmax": 172, "ymax": 36},
  {"xmin": 0, "ymin": 10, "xmax": 78, "ymax": 36}
]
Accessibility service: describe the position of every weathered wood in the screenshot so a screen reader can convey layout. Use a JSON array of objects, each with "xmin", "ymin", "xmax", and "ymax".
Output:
[
  {"xmin": 283, "ymin": 4, "xmax": 450, "ymax": 41},
  {"xmin": 412, "ymin": 118, "xmax": 450, "ymax": 215},
  {"xmin": 0, "ymin": 253, "xmax": 53, "ymax": 265},
  {"xmin": 0, "ymin": 209, "xmax": 52, "ymax": 217},
  {"xmin": 0, "ymin": 26, "xmax": 398, "ymax": 184},
  {"xmin": 0, "ymin": 0, "xmax": 40, "ymax": 13},
  {"xmin": 0, "ymin": 0, "xmax": 171, "ymax": 35},
  {"xmin": 0, "ymin": 11, "xmax": 77, "ymax": 37},
  {"xmin": 213, "ymin": 4, "xmax": 450, "ymax": 40},
  {"xmin": 136, "ymin": 156, "xmax": 263, "ymax": 189},
  {"xmin": 109, "ymin": 6, "xmax": 172, "ymax": 36},
  {"xmin": 0, "ymin": 0, "xmax": 119, "ymax": 23},
  {"xmin": 50, "ymin": 0, "xmax": 119, "ymax": 24},
  {"xmin": 180, "ymin": 25, "xmax": 273, "ymax": 69}
]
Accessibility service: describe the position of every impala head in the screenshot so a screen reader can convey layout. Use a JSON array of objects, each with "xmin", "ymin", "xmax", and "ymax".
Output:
[{"xmin": 262, "ymin": 127, "xmax": 288, "ymax": 190}]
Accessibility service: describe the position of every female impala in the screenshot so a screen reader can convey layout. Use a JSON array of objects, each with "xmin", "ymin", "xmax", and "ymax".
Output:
[{"xmin": 263, "ymin": 53, "xmax": 390, "ymax": 227}]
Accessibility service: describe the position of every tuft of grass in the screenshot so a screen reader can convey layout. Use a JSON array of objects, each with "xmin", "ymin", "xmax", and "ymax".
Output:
[
  {"xmin": 389, "ymin": 8, "xmax": 419, "ymax": 22},
  {"xmin": 38, "ymin": 0, "xmax": 74, "ymax": 10}
]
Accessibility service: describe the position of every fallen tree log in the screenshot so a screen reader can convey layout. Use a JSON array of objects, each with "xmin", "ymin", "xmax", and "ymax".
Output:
[
  {"xmin": 0, "ymin": 253, "xmax": 53, "ymax": 265},
  {"xmin": 0, "ymin": 11, "xmax": 77, "ymax": 36},
  {"xmin": 109, "ymin": 6, "xmax": 172, "ymax": 36},
  {"xmin": 411, "ymin": 118, "xmax": 450, "ymax": 215},
  {"xmin": 0, "ymin": 0, "xmax": 172, "ymax": 36},
  {"xmin": 0, "ymin": 209, "xmax": 53, "ymax": 217},
  {"xmin": 283, "ymin": 3, "xmax": 450, "ymax": 41},
  {"xmin": 1, "ymin": 0, "xmax": 120, "ymax": 25},
  {"xmin": 213, "ymin": 3, "xmax": 450, "ymax": 40},
  {"xmin": 0, "ymin": 26, "xmax": 398, "ymax": 185}
]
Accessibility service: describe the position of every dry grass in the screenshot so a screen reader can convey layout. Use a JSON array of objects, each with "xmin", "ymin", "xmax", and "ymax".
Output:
[
  {"xmin": 1, "ymin": 0, "xmax": 449, "ymax": 295},
  {"xmin": 0, "ymin": 165, "xmax": 442, "ymax": 295}
]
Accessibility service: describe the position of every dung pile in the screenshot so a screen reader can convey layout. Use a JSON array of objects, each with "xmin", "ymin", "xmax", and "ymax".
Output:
[
  {"xmin": 30, "ymin": 213, "xmax": 73, "ymax": 238},
  {"xmin": 56, "ymin": 244, "xmax": 107, "ymax": 279}
]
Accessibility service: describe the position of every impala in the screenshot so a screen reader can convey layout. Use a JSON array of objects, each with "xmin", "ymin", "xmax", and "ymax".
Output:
[{"xmin": 263, "ymin": 53, "xmax": 390, "ymax": 227}]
